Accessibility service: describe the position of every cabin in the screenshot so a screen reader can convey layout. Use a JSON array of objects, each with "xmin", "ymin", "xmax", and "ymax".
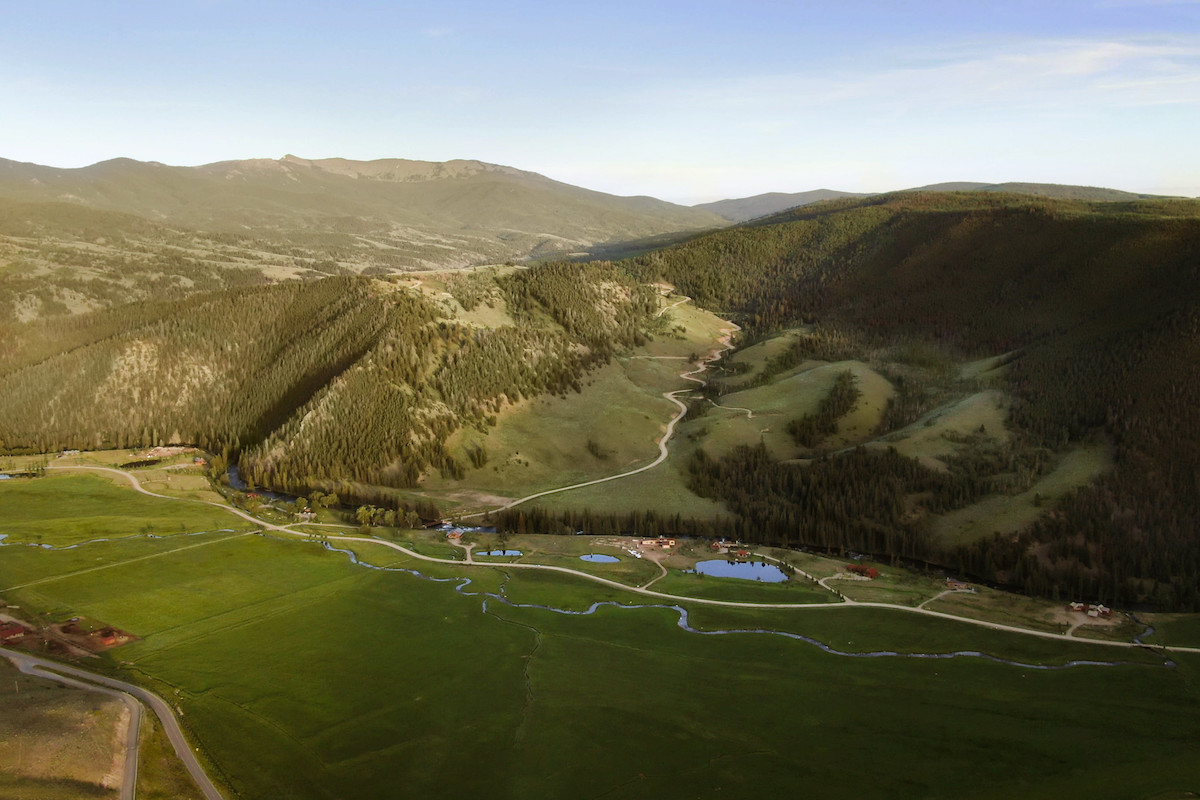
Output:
[
  {"xmin": 847, "ymin": 564, "xmax": 879, "ymax": 579},
  {"xmin": 0, "ymin": 622, "xmax": 28, "ymax": 641},
  {"xmin": 946, "ymin": 579, "xmax": 971, "ymax": 590},
  {"xmin": 1069, "ymin": 602, "xmax": 1112, "ymax": 617},
  {"xmin": 640, "ymin": 538, "xmax": 676, "ymax": 549},
  {"xmin": 446, "ymin": 531, "xmax": 463, "ymax": 541}
]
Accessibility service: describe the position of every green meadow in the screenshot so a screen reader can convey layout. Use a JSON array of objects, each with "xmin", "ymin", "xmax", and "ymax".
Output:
[
  {"xmin": 0, "ymin": 473, "xmax": 247, "ymax": 546},
  {"xmin": 3, "ymin": 473, "xmax": 1200, "ymax": 799},
  {"xmin": 2, "ymin": 524, "xmax": 1198, "ymax": 799}
]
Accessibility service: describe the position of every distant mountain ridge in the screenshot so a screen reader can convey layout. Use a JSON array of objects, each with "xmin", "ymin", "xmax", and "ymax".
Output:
[
  {"xmin": 908, "ymin": 181, "xmax": 1173, "ymax": 201},
  {"xmin": 691, "ymin": 181, "xmax": 1174, "ymax": 224},
  {"xmin": 694, "ymin": 189, "xmax": 865, "ymax": 223},
  {"xmin": 0, "ymin": 155, "xmax": 727, "ymax": 269}
]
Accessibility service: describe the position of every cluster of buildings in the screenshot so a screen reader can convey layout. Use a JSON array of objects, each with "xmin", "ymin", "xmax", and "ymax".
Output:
[
  {"xmin": 1068, "ymin": 602, "xmax": 1112, "ymax": 618},
  {"xmin": 0, "ymin": 621, "xmax": 29, "ymax": 642},
  {"xmin": 639, "ymin": 537, "xmax": 676, "ymax": 549}
]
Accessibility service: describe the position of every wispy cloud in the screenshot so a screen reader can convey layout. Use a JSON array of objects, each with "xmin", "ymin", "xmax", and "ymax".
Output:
[{"xmin": 631, "ymin": 36, "xmax": 1200, "ymax": 119}]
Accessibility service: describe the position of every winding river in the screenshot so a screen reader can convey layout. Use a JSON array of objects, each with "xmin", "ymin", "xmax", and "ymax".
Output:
[{"xmin": 312, "ymin": 538, "xmax": 1163, "ymax": 671}]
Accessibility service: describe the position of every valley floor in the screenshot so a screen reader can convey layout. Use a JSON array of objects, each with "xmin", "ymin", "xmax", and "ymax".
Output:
[{"xmin": 2, "ymin": 459, "xmax": 1200, "ymax": 798}]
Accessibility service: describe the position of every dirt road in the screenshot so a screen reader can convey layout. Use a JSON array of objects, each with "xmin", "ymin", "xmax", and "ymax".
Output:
[{"xmin": 0, "ymin": 647, "xmax": 225, "ymax": 800}]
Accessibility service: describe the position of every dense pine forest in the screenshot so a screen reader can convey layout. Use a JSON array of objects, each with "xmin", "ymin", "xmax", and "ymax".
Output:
[
  {"xmin": 5, "ymin": 189, "xmax": 1200, "ymax": 609},
  {"xmin": 603, "ymin": 192, "xmax": 1200, "ymax": 610},
  {"xmin": 0, "ymin": 264, "xmax": 660, "ymax": 514}
]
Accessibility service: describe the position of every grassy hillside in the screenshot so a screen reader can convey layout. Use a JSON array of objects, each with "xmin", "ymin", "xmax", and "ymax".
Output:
[
  {"xmin": 0, "ymin": 155, "xmax": 727, "ymax": 271},
  {"xmin": 621, "ymin": 192, "xmax": 1200, "ymax": 609},
  {"xmin": 694, "ymin": 188, "xmax": 864, "ymax": 222},
  {"xmin": 0, "ymin": 264, "xmax": 666, "ymax": 516}
]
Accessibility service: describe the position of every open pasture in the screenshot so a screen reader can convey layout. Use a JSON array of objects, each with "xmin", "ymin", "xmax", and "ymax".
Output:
[
  {"xmin": 3, "ymin": 527, "xmax": 1200, "ymax": 799},
  {"xmin": 929, "ymin": 443, "xmax": 1112, "ymax": 546},
  {"xmin": 0, "ymin": 657, "xmax": 122, "ymax": 800},
  {"xmin": 0, "ymin": 473, "xmax": 246, "ymax": 546},
  {"xmin": 421, "ymin": 298, "xmax": 732, "ymax": 515}
]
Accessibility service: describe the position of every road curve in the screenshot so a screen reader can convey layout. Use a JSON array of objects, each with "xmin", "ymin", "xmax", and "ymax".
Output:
[
  {"xmin": 458, "ymin": 302, "xmax": 740, "ymax": 518},
  {"xmin": 0, "ymin": 647, "xmax": 225, "ymax": 800}
]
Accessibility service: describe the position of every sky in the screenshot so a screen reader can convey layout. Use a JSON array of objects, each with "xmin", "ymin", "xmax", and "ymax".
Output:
[{"xmin": 3, "ymin": 0, "xmax": 1199, "ymax": 203}]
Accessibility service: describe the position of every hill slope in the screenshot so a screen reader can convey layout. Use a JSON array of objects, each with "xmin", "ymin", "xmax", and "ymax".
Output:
[
  {"xmin": 0, "ymin": 155, "xmax": 727, "ymax": 269},
  {"xmin": 910, "ymin": 181, "xmax": 1172, "ymax": 201},
  {"xmin": 694, "ymin": 189, "xmax": 863, "ymax": 222},
  {"xmin": 623, "ymin": 192, "xmax": 1200, "ymax": 609}
]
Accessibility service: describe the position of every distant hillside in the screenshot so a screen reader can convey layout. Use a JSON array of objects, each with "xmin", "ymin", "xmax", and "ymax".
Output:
[
  {"xmin": 0, "ymin": 155, "xmax": 727, "ymax": 270},
  {"xmin": 910, "ymin": 181, "xmax": 1171, "ymax": 201},
  {"xmin": 691, "ymin": 182, "xmax": 1173, "ymax": 225},
  {"xmin": 624, "ymin": 192, "xmax": 1200, "ymax": 609},
  {"xmin": 0, "ymin": 264, "xmax": 658, "ymax": 514},
  {"xmin": 694, "ymin": 189, "xmax": 863, "ymax": 223}
]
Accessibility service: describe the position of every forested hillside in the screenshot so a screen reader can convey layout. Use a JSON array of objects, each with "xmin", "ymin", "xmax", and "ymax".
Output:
[
  {"xmin": 0, "ymin": 265, "xmax": 660, "ymax": 515},
  {"xmin": 618, "ymin": 192, "xmax": 1200, "ymax": 609}
]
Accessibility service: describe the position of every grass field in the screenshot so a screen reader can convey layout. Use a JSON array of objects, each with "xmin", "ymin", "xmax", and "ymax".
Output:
[
  {"xmin": 650, "ymin": 570, "xmax": 836, "ymax": 603},
  {"xmin": 929, "ymin": 443, "xmax": 1112, "ymax": 546},
  {"xmin": 0, "ymin": 658, "xmax": 122, "ymax": 799},
  {"xmin": 1138, "ymin": 613, "xmax": 1200, "ymax": 648},
  {"xmin": 828, "ymin": 565, "xmax": 948, "ymax": 606},
  {"xmin": 416, "ymin": 298, "xmax": 733, "ymax": 517},
  {"xmin": 3, "ymin": 529, "xmax": 1200, "ymax": 799},
  {"xmin": 722, "ymin": 327, "xmax": 807, "ymax": 380},
  {"xmin": 0, "ymin": 473, "xmax": 246, "ymax": 546},
  {"xmin": 871, "ymin": 389, "xmax": 1010, "ymax": 467},
  {"xmin": 4, "ymin": 475, "xmax": 1200, "ymax": 799}
]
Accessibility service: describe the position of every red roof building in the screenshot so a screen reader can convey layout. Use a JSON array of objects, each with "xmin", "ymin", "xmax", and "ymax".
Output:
[{"xmin": 0, "ymin": 622, "xmax": 28, "ymax": 641}]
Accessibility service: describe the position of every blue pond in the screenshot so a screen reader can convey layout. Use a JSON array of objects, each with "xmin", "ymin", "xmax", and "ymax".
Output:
[
  {"xmin": 476, "ymin": 550, "xmax": 522, "ymax": 557},
  {"xmin": 579, "ymin": 554, "xmax": 620, "ymax": 563},
  {"xmin": 690, "ymin": 559, "xmax": 788, "ymax": 583}
]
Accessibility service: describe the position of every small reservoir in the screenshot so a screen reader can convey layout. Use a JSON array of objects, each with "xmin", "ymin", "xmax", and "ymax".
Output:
[
  {"xmin": 579, "ymin": 554, "xmax": 620, "ymax": 563},
  {"xmin": 690, "ymin": 559, "xmax": 788, "ymax": 583},
  {"xmin": 476, "ymin": 550, "xmax": 522, "ymax": 557}
]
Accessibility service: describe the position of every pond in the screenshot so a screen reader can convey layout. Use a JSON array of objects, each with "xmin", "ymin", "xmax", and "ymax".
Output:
[
  {"xmin": 579, "ymin": 554, "xmax": 620, "ymax": 563},
  {"xmin": 476, "ymin": 550, "xmax": 522, "ymax": 557},
  {"xmin": 226, "ymin": 465, "xmax": 294, "ymax": 501},
  {"xmin": 689, "ymin": 559, "xmax": 788, "ymax": 583}
]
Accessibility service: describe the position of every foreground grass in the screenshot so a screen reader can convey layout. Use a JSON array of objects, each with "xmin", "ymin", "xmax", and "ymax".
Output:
[
  {"xmin": 651, "ymin": 570, "xmax": 837, "ymax": 604},
  {"xmin": 0, "ymin": 658, "xmax": 121, "ymax": 800},
  {"xmin": 0, "ymin": 473, "xmax": 246, "ymax": 546},
  {"xmin": 4, "ymin": 505, "xmax": 1200, "ymax": 798}
]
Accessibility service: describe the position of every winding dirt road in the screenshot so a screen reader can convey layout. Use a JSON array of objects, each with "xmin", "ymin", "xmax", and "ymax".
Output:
[{"xmin": 460, "ymin": 298, "xmax": 741, "ymax": 518}]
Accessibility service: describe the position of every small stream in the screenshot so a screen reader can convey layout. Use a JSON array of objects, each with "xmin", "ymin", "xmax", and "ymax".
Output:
[{"xmin": 312, "ymin": 538, "xmax": 1164, "ymax": 670}]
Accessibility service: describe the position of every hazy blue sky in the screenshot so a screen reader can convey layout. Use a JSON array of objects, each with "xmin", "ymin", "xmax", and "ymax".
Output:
[{"xmin": 3, "ymin": 0, "xmax": 1198, "ymax": 202}]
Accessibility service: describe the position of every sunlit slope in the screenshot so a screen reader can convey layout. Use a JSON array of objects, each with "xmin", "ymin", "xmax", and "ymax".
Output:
[
  {"xmin": 0, "ymin": 155, "xmax": 727, "ymax": 269},
  {"xmin": 625, "ymin": 192, "xmax": 1200, "ymax": 608},
  {"xmin": 0, "ymin": 265, "xmax": 667, "ymax": 516}
]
